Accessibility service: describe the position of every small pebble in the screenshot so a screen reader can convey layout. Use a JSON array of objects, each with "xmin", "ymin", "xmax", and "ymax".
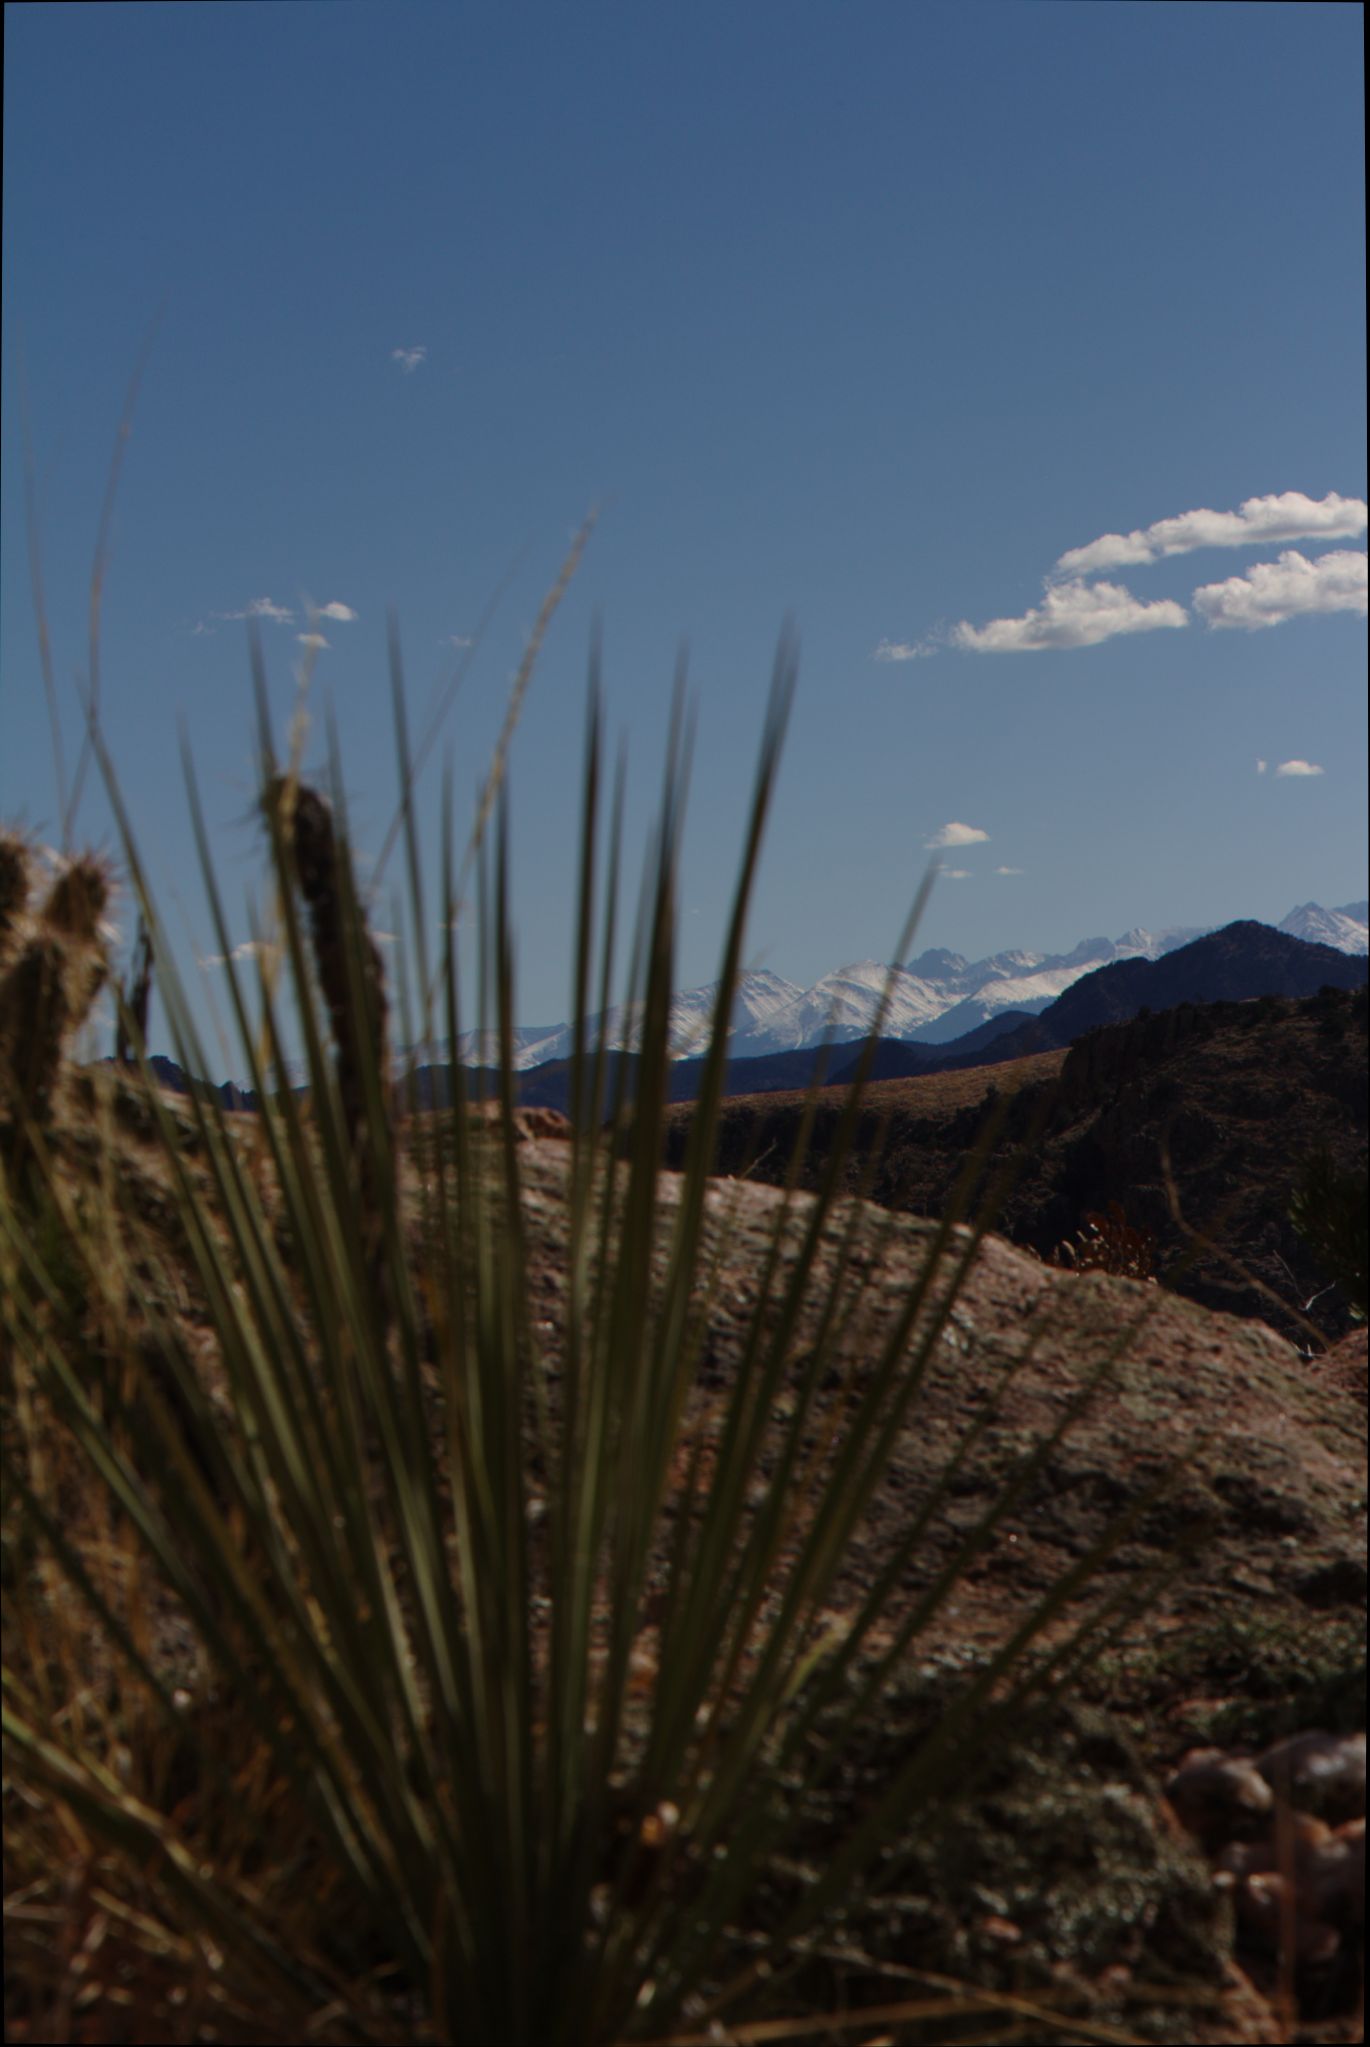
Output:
[{"xmin": 1164, "ymin": 1749, "xmax": 1274, "ymax": 1849}]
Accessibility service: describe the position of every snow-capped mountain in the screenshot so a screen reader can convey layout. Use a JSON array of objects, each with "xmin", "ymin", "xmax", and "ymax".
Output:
[
  {"xmin": 326, "ymin": 900, "xmax": 1370, "ymax": 1080},
  {"xmin": 447, "ymin": 1023, "xmax": 571, "ymax": 1069},
  {"xmin": 900, "ymin": 926, "xmax": 1210, "ymax": 1044},
  {"xmin": 728, "ymin": 961, "xmax": 950, "ymax": 1057},
  {"xmin": 448, "ymin": 968, "xmax": 802, "ymax": 1070},
  {"xmin": 720, "ymin": 927, "xmax": 1210, "ymax": 1055},
  {"xmin": 1278, "ymin": 901, "xmax": 1369, "ymax": 954}
]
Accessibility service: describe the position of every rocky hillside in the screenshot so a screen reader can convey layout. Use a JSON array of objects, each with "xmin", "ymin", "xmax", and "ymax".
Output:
[
  {"xmin": 503, "ymin": 1138, "xmax": 1368, "ymax": 2039},
  {"xmin": 663, "ymin": 983, "xmax": 1369, "ymax": 1348}
]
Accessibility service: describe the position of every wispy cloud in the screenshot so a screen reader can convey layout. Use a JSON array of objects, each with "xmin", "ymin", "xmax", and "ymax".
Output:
[
  {"xmin": 1191, "ymin": 548, "xmax": 1368, "ymax": 630},
  {"xmin": 392, "ymin": 345, "xmax": 427, "ymax": 374},
  {"xmin": 1256, "ymin": 759, "xmax": 1268, "ymax": 775},
  {"xmin": 1275, "ymin": 758, "xmax": 1325, "ymax": 777},
  {"xmin": 441, "ymin": 632, "xmax": 474, "ymax": 649},
  {"xmin": 995, "ymin": 865, "xmax": 1024, "ymax": 875},
  {"xmin": 953, "ymin": 579, "xmax": 1188, "ymax": 653},
  {"xmin": 197, "ymin": 595, "xmax": 357, "ymax": 639},
  {"xmin": 297, "ymin": 632, "xmax": 329, "ymax": 650},
  {"xmin": 210, "ymin": 596, "xmax": 295, "ymax": 626},
  {"xmin": 872, "ymin": 636, "xmax": 933, "ymax": 662},
  {"xmin": 1055, "ymin": 492, "xmax": 1368, "ymax": 578},
  {"xmin": 926, "ymin": 821, "xmax": 989, "ymax": 848},
  {"xmin": 200, "ymin": 938, "xmax": 275, "ymax": 969},
  {"xmin": 942, "ymin": 868, "xmax": 973, "ymax": 880}
]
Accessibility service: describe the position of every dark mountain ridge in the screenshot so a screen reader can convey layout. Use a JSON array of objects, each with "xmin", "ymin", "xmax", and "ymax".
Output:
[
  {"xmin": 949, "ymin": 919, "xmax": 1368, "ymax": 1061},
  {"xmin": 96, "ymin": 1053, "xmax": 260, "ymax": 1114},
  {"xmin": 831, "ymin": 921, "xmax": 1368, "ymax": 1084}
]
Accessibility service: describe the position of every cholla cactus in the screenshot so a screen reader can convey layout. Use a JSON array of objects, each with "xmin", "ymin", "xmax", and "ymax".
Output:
[
  {"xmin": 263, "ymin": 777, "xmax": 393, "ymax": 1318},
  {"xmin": 0, "ymin": 828, "xmax": 34, "ymax": 976},
  {"xmin": 0, "ymin": 829, "xmax": 113, "ymax": 1152}
]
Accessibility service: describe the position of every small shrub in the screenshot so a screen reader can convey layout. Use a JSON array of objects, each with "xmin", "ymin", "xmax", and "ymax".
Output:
[
  {"xmin": 1289, "ymin": 1145, "xmax": 1369, "ymax": 1322},
  {"xmin": 1052, "ymin": 1201, "xmax": 1158, "ymax": 1282}
]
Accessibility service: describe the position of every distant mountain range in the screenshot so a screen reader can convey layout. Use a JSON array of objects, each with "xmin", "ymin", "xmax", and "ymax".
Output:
[
  {"xmin": 441, "ymin": 899, "xmax": 1367, "ymax": 1071},
  {"xmin": 132, "ymin": 900, "xmax": 1367, "ymax": 1114},
  {"xmin": 426, "ymin": 914, "xmax": 1368, "ymax": 1116}
]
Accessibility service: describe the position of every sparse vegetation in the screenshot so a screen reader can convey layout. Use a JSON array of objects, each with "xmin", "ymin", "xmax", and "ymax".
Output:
[{"xmin": 1084, "ymin": 1607, "xmax": 1368, "ymax": 1758}]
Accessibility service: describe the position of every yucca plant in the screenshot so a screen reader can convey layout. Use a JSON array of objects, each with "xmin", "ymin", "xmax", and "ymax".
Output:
[{"xmin": 2, "ymin": 592, "xmax": 1188, "ymax": 2045}]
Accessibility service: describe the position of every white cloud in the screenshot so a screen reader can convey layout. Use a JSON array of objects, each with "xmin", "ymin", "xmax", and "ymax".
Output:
[
  {"xmin": 1256, "ymin": 759, "xmax": 1268, "ymax": 775},
  {"xmin": 926, "ymin": 821, "xmax": 990, "ymax": 849},
  {"xmin": 888, "ymin": 487, "xmax": 1364, "ymax": 668},
  {"xmin": 1275, "ymin": 758, "xmax": 1325, "ymax": 777},
  {"xmin": 1190, "ymin": 548, "xmax": 1368, "ymax": 630},
  {"xmin": 296, "ymin": 632, "xmax": 330, "ymax": 650},
  {"xmin": 392, "ymin": 345, "xmax": 427, "ymax": 374},
  {"xmin": 441, "ymin": 633, "xmax": 474, "ymax": 648},
  {"xmin": 953, "ymin": 579, "xmax": 1188, "ymax": 653},
  {"xmin": 995, "ymin": 865, "xmax": 1024, "ymax": 875},
  {"xmin": 942, "ymin": 868, "xmax": 973, "ymax": 880},
  {"xmin": 317, "ymin": 601, "xmax": 358, "ymax": 622},
  {"xmin": 1055, "ymin": 492, "xmax": 1368, "ymax": 578}
]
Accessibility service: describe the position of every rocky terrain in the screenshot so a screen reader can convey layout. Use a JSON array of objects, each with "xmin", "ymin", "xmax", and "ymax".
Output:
[
  {"xmin": 489, "ymin": 1135, "xmax": 1368, "ymax": 2040},
  {"xmin": 5, "ymin": 1065, "xmax": 1366, "ymax": 2042}
]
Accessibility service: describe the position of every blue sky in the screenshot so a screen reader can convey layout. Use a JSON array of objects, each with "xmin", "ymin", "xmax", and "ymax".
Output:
[{"xmin": 2, "ymin": 0, "xmax": 1365, "ymax": 1047}]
